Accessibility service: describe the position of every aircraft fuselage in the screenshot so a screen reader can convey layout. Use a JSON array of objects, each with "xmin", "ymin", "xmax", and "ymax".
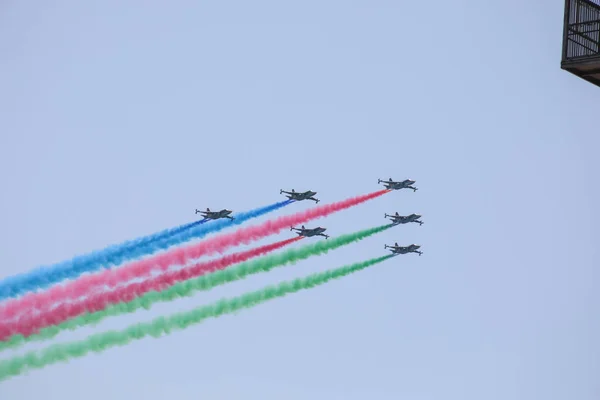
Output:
[
  {"xmin": 291, "ymin": 226, "xmax": 328, "ymax": 238},
  {"xmin": 281, "ymin": 189, "xmax": 319, "ymax": 202},
  {"xmin": 386, "ymin": 213, "xmax": 423, "ymax": 225},
  {"xmin": 378, "ymin": 178, "xmax": 417, "ymax": 191},
  {"xmin": 385, "ymin": 243, "xmax": 422, "ymax": 255},
  {"xmin": 196, "ymin": 208, "xmax": 234, "ymax": 220}
]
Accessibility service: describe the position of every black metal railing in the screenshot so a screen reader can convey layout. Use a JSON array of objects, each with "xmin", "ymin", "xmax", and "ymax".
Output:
[{"xmin": 563, "ymin": 0, "xmax": 600, "ymax": 60}]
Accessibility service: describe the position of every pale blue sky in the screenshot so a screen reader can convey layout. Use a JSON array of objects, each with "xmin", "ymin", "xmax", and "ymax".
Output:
[{"xmin": 1, "ymin": 1, "xmax": 599, "ymax": 399}]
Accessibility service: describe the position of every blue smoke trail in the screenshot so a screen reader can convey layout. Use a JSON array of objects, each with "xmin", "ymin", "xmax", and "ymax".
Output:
[
  {"xmin": 0, "ymin": 219, "xmax": 206, "ymax": 301},
  {"xmin": 126, "ymin": 218, "xmax": 208, "ymax": 249},
  {"xmin": 0, "ymin": 200, "xmax": 294, "ymax": 301}
]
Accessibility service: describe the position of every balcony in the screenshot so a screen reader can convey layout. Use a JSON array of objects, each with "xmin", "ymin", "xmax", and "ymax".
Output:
[{"xmin": 561, "ymin": 0, "xmax": 600, "ymax": 87}]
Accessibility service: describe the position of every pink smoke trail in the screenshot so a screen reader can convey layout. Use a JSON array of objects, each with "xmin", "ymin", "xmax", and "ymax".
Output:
[
  {"xmin": 0, "ymin": 237, "xmax": 303, "ymax": 340},
  {"xmin": 0, "ymin": 189, "xmax": 389, "ymax": 322}
]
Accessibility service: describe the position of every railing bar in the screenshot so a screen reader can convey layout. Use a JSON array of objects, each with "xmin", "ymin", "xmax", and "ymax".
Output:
[
  {"xmin": 569, "ymin": 19, "xmax": 600, "ymax": 26},
  {"xmin": 567, "ymin": 37, "xmax": 599, "ymax": 54},
  {"xmin": 568, "ymin": 27, "xmax": 600, "ymax": 45}
]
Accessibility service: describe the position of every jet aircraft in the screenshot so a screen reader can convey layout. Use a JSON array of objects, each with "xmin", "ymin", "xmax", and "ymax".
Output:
[
  {"xmin": 280, "ymin": 189, "xmax": 319, "ymax": 203},
  {"xmin": 195, "ymin": 208, "xmax": 234, "ymax": 220},
  {"xmin": 378, "ymin": 178, "xmax": 418, "ymax": 192},
  {"xmin": 384, "ymin": 242, "xmax": 422, "ymax": 256},
  {"xmin": 385, "ymin": 212, "xmax": 423, "ymax": 226},
  {"xmin": 290, "ymin": 225, "xmax": 329, "ymax": 239}
]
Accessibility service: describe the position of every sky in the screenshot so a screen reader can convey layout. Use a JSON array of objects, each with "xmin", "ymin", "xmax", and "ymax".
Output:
[{"xmin": 0, "ymin": 1, "xmax": 598, "ymax": 399}]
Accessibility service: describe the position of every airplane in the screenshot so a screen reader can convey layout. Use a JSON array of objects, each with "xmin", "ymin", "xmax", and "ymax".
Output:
[
  {"xmin": 280, "ymin": 189, "xmax": 319, "ymax": 203},
  {"xmin": 194, "ymin": 208, "xmax": 234, "ymax": 220},
  {"xmin": 378, "ymin": 178, "xmax": 418, "ymax": 192},
  {"xmin": 385, "ymin": 212, "xmax": 423, "ymax": 226},
  {"xmin": 384, "ymin": 242, "xmax": 422, "ymax": 256},
  {"xmin": 290, "ymin": 225, "xmax": 329, "ymax": 239}
]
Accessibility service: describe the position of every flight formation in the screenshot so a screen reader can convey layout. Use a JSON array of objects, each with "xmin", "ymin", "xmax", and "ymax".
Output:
[
  {"xmin": 0, "ymin": 178, "xmax": 423, "ymax": 381},
  {"xmin": 198, "ymin": 178, "xmax": 424, "ymax": 255},
  {"xmin": 380, "ymin": 177, "xmax": 423, "ymax": 256}
]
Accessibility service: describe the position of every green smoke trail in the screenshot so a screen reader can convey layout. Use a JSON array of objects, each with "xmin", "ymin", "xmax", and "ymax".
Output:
[
  {"xmin": 0, "ymin": 254, "xmax": 394, "ymax": 381},
  {"xmin": 0, "ymin": 224, "xmax": 393, "ymax": 352}
]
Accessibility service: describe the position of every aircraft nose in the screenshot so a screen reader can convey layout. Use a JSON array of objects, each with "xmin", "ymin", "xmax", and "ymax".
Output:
[{"xmin": 415, "ymin": 214, "xmax": 421, "ymax": 218}]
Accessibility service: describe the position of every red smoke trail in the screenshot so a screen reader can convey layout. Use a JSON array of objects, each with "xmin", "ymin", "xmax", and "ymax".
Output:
[
  {"xmin": 0, "ymin": 237, "xmax": 303, "ymax": 340},
  {"xmin": 0, "ymin": 189, "xmax": 389, "ymax": 322}
]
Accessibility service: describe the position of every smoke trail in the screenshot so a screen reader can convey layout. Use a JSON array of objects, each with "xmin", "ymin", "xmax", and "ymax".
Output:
[
  {"xmin": 0, "ymin": 191, "xmax": 384, "ymax": 318},
  {"xmin": 0, "ymin": 237, "xmax": 304, "ymax": 340},
  {"xmin": 0, "ymin": 218, "xmax": 207, "ymax": 301},
  {"xmin": 123, "ymin": 219, "xmax": 208, "ymax": 250},
  {"xmin": 0, "ymin": 224, "xmax": 392, "ymax": 349},
  {"xmin": 0, "ymin": 200, "xmax": 293, "ymax": 304},
  {"xmin": 0, "ymin": 254, "xmax": 394, "ymax": 381}
]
